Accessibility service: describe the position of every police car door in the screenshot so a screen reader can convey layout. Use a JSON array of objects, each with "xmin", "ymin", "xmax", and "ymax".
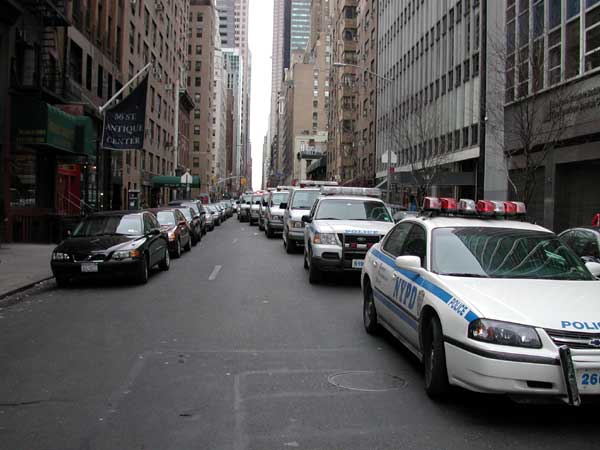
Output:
[
  {"xmin": 379, "ymin": 223, "xmax": 426, "ymax": 349},
  {"xmin": 375, "ymin": 223, "xmax": 412, "ymax": 332}
]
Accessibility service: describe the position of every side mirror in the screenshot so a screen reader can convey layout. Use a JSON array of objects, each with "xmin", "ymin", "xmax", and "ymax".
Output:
[
  {"xmin": 395, "ymin": 255, "xmax": 422, "ymax": 270},
  {"xmin": 302, "ymin": 215, "xmax": 312, "ymax": 223},
  {"xmin": 193, "ymin": 214, "xmax": 200, "ymax": 219},
  {"xmin": 585, "ymin": 261, "xmax": 600, "ymax": 278},
  {"xmin": 200, "ymin": 210, "xmax": 206, "ymax": 216},
  {"xmin": 279, "ymin": 203, "xmax": 288, "ymax": 209},
  {"xmin": 150, "ymin": 228, "xmax": 161, "ymax": 236}
]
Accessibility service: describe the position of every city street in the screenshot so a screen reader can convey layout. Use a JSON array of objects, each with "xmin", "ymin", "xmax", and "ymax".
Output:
[{"xmin": 1, "ymin": 218, "xmax": 598, "ymax": 450}]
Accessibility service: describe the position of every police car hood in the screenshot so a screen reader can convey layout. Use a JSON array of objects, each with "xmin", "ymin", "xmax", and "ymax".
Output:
[
  {"xmin": 316, "ymin": 220, "xmax": 394, "ymax": 236},
  {"xmin": 440, "ymin": 277, "xmax": 600, "ymax": 331},
  {"xmin": 289, "ymin": 209, "xmax": 310, "ymax": 221},
  {"xmin": 270, "ymin": 206, "xmax": 285, "ymax": 216}
]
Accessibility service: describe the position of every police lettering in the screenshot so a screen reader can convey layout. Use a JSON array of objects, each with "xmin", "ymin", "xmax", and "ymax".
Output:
[
  {"xmin": 447, "ymin": 297, "xmax": 469, "ymax": 317},
  {"xmin": 561, "ymin": 321, "xmax": 600, "ymax": 331},
  {"xmin": 393, "ymin": 278, "xmax": 417, "ymax": 310}
]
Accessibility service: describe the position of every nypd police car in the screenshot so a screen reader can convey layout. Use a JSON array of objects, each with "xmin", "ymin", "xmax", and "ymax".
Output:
[
  {"xmin": 263, "ymin": 188, "xmax": 291, "ymax": 238},
  {"xmin": 302, "ymin": 187, "xmax": 395, "ymax": 284},
  {"xmin": 361, "ymin": 197, "xmax": 600, "ymax": 405}
]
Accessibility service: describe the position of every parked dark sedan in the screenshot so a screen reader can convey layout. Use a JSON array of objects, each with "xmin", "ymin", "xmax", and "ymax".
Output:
[
  {"xmin": 51, "ymin": 211, "xmax": 170, "ymax": 286},
  {"xmin": 148, "ymin": 208, "xmax": 192, "ymax": 258},
  {"xmin": 169, "ymin": 201, "xmax": 206, "ymax": 240},
  {"xmin": 174, "ymin": 206, "xmax": 202, "ymax": 245}
]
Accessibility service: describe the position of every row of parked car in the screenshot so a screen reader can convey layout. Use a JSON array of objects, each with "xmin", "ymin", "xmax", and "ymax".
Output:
[{"xmin": 50, "ymin": 199, "xmax": 236, "ymax": 286}]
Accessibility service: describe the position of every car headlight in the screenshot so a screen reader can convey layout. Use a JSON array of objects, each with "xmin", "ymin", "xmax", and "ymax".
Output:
[
  {"xmin": 313, "ymin": 233, "xmax": 339, "ymax": 246},
  {"xmin": 52, "ymin": 252, "xmax": 70, "ymax": 261},
  {"xmin": 112, "ymin": 249, "xmax": 142, "ymax": 260},
  {"xmin": 468, "ymin": 319, "xmax": 542, "ymax": 348},
  {"xmin": 168, "ymin": 232, "xmax": 176, "ymax": 241},
  {"xmin": 289, "ymin": 220, "xmax": 304, "ymax": 229}
]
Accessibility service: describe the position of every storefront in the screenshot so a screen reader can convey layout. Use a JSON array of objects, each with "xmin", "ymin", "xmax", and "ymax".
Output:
[
  {"xmin": 4, "ymin": 96, "xmax": 96, "ymax": 242},
  {"xmin": 150, "ymin": 175, "xmax": 201, "ymax": 207}
]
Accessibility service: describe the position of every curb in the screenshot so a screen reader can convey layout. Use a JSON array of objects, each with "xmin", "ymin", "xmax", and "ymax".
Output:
[{"xmin": 0, "ymin": 276, "xmax": 55, "ymax": 304}]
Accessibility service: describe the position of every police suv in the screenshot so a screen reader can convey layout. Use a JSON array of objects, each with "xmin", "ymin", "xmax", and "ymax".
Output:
[
  {"xmin": 263, "ymin": 188, "xmax": 291, "ymax": 238},
  {"xmin": 238, "ymin": 193, "xmax": 252, "ymax": 222},
  {"xmin": 249, "ymin": 193, "xmax": 262, "ymax": 226},
  {"xmin": 302, "ymin": 187, "xmax": 395, "ymax": 283},
  {"xmin": 283, "ymin": 181, "xmax": 338, "ymax": 254},
  {"xmin": 361, "ymin": 197, "xmax": 600, "ymax": 405}
]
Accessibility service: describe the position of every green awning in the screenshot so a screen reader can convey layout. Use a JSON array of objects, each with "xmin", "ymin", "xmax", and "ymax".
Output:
[
  {"xmin": 151, "ymin": 175, "xmax": 201, "ymax": 188},
  {"xmin": 12, "ymin": 97, "xmax": 96, "ymax": 155}
]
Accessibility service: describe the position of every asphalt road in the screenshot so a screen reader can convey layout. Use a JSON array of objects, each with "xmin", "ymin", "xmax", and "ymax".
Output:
[{"xmin": 0, "ymin": 216, "xmax": 598, "ymax": 450}]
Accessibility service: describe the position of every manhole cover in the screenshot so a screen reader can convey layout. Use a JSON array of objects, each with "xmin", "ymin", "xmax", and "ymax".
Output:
[{"xmin": 327, "ymin": 371, "xmax": 407, "ymax": 392}]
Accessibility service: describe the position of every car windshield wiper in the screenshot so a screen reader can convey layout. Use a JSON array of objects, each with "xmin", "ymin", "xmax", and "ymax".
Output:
[
  {"xmin": 316, "ymin": 217, "xmax": 340, "ymax": 220},
  {"xmin": 440, "ymin": 272, "xmax": 489, "ymax": 278},
  {"xmin": 93, "ymin": 232, "xmax": 128, "ymax": 236}
]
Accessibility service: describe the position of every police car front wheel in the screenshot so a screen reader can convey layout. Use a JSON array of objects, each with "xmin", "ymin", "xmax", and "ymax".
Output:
[{"xmin": 423, "ymin": 316, "xmax": 450, "ymax": 398}]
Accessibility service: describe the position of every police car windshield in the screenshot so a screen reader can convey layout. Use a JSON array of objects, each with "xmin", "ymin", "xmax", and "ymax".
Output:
[
  {"xmin": 432, "ymin": 227, "xmax": 594, "ymax": 281},
  {"xmin": 271, "ymin": 192, "xmax": 289, "ymax": 206},
  {"xmin": 315, "ymin": 199, "xmax": 393, "ymax": 222},
  {"xmin": 242, "ymin": 195, "xmax": 252, "ymax": 203},
  {"xmin": 291, "ymin": 190, "xmax": 320, "ymax": 209}
]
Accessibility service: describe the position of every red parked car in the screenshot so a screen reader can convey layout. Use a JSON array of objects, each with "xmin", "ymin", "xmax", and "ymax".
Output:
[{"xmin": 148, "ymin": 208, "xmax": 192, "ymax": 258}]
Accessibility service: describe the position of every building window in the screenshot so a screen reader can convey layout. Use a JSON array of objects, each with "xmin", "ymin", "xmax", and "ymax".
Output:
[
  {"xmin": 463, "ymin": 127, "xmax": 469, "ymax": 148},
  {"xmin": 549, "ymin": 29, "xmax": 562, "ymax": 84},
  {"xmin": 97, "ymin": 65, "xmax": 104, "ymax": 98},
  {"xmin": 549, "ymin": 0, "xmax": 561, "ymax": 29},
  {"xmin": 454, "ymin": 130, "xmax": 461, "ymax": 150},
  {"xmin": 85, "ymin": 54, "xmax": 92, "ymax": 91},
  {"xmin": 471, "ymin": 124, "xmax": 479, "ymax": 146},
  {"xmin": 585, "ymin": 2, "xmax": 600, "ymax": 70},
  {"xmin": 455, "ymin": 65, "xmax": 461, "ymax": 87},
  {"xmin": 566, "ymin": 18, "xmax": 581, "ymax": 78},
  {"xmin": 194, "ymin": 126, "xmax": 200, "ymax": 135},
  {"xmin": 464, "ymin": 60, "xmax": 470, "ymax": 81}
]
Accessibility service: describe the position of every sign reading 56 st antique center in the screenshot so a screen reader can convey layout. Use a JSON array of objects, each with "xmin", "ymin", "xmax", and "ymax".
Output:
[{"xmin": 102, "ymin": 76, "xmax": 149, "ymax": 151}]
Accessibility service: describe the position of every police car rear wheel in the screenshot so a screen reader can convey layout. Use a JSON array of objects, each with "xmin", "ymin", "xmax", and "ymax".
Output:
[
  {"xmin": 423, "ymin": 316, "xmax": 449, "ymax": 398},
  {"xmin": 363, "ymin": 283, "xmax": 380, "ymax": 335}
]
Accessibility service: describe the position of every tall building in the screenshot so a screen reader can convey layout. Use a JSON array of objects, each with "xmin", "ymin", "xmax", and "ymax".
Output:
[
  {"xmin": 189, "ymin": 0, "xmax": 217, "ymax": 197},
  {"xmin": 216, "ymin": 0, "xmax": 251, "ymax": 192},
  {"xmin": 223, "ymin": 48, "xmax": 244, "ymax": 189},
  {"xmin": 376, "ymin": 0, "xmax": 505, "ymax": 204},
  {"xmin": 290, "ymin": 0, "xmax": 311, "ymax": 51},
  {"xmin": 328, "ymin": 0, "xmax": 360, "ymax": 183},
  {"xmin": 503, "ymin": 0, "xmax": 600, "ymax": 230},
  {"xmin": 213, "ymin": 49, "xmax": 229, "ymax": 196},
  {"xmin": 352, "ymin": 0, "xmax": 378, "ymax": 186}
]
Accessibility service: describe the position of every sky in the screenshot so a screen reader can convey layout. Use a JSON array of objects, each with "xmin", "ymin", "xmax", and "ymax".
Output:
[{"xmin": 248, "ymin": 0, "xmax": 274, "ymax": 191}]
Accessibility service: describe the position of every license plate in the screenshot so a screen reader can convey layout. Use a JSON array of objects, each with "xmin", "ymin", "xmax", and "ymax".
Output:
[
  {"xmin": 81, "ymin": 262, "xmax": 98, "ymax": 273},
  {"xmin": 352, "ymin": 259, "xmax": 364, "ymax": 269},
  {"xmin": 577, "ymin": 369, "xmax": 600, "ymax": 393}
]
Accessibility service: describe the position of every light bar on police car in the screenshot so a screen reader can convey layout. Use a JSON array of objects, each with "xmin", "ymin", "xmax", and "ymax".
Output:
[
  {"xmin": 298, "ymin": 180, "xmax": 339, "ymax": 188},
  {"xmin": 423, "ymin": 197, "xmax": 441, "ymax": 210},
  {"xmin": 439, "ymin": 198, "xmax": 457, "ymax": 212},
  {"xmin": 320, "ymin": 187, "xmax": 382, "ymax": 198},
  {"xmin": 457, "ymin": 198, "xmax": 477, "ymax": 214}
]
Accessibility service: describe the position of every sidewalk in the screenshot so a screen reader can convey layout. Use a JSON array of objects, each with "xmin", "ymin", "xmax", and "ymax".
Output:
[{"xmin": 0, "ymin": 243, "xmax": 55, "ymax": 298}]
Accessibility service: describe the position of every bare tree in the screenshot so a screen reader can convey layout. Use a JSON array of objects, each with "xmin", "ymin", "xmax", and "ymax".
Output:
[
  {"xmin": 386, "ymin": 103, "xmax": 450, "ymax": 202},
  {"xmin": 487, "ymin": 30, "xmax": 578, "ymax": 206}
]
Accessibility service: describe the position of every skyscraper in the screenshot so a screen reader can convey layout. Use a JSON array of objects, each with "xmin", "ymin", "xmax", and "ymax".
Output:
[
  {"xmin": 216, "ymin": 0, "xmax": 251, "ymax": 191},
  {"xmin": 290, "ymin": 0, "xmax": 311, "ymax": 52}
]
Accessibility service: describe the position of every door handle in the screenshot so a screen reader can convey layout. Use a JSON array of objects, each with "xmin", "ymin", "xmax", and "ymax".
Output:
[
  {"xmin": 372, "ymin": 260, "xmax": 379, "ymax": 268},
  {"xmin": 392, "ymin": 272, "xmax": 398, "ymax": 279}
]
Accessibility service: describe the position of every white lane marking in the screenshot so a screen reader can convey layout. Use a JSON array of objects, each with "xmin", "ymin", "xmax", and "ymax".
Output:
[
  {"xmin": 253, "ymin": 233, "xmax": 258, "ymax": 236},
  {"xmin": 208, "ymin": 265, "xmax": 222, "ymax": 281},
  {"xmin": 232, "ymin": 238, "xmax": 239, "ymax": 244}
]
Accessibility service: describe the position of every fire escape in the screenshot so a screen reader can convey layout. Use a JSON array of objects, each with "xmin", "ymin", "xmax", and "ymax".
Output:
[{"xmin": 17, "ymin": 0, "xmax": 70, "ymax": 99}]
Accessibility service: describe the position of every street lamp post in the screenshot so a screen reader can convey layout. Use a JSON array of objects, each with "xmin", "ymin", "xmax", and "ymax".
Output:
[{"xmin": 333, "ymin": 62, "xmax": 395, "ymax": 202}]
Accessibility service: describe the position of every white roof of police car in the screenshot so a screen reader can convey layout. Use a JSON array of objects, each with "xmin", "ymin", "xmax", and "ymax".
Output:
[
  {"xmin": 316, "ymin": 195, "xmax": 385, "ymax": 203},
  {"xmin": 397, "ymin": 215, "xmax": 552, "ymax": 233}
]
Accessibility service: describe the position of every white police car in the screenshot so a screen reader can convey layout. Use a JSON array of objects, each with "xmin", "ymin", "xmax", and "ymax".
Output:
[
  {"xmin": 361, "ymin": 197, "xmax": 600, "ymax": 405},
  {"xmin": 302, "ymin": 187, "xmax": 395, "ymax": 284}
]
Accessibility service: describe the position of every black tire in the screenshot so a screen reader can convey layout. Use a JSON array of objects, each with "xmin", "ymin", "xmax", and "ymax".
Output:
[
  {"xmin": 363, "ymin": 282, "xmax": 380, "ymax": 335},
  {"xmin": 202, "ymin": 226, "xmax": 207, "ymax": 236},
  {"xmin": 285, "ymin": 236, "xmax": 295, "ymax": 254},
  {"xmin": 266, "ymin": 225, "xmax": 274, "ymax": 238},
  {"xmin": 184, "ymin": 236, "xmax": 192, "ymax": 251},
  {"xmin": 423, "ymin": 316, "xmax": 450, "ymax": 398},
  {"xmin": 303, "ymin": 248, "xmax": 309, "ymax": 270},
  {"xmin": 159, "ymin": 247, "xmax": 170, "ymax": 271},
  {"xmin": 173, "ymin": 239, "xmax": 182, "ymax": 258},
  {"xmin": 308, "ymin": 250, "xmax": 322, "ymax": 284},
  {"xmin": 136, "ymin": 255, "xmax": 149, "ymax": 284},
  {"xmin": 55, "ymin": 275, "xmax": 69, "ymax": 288}
]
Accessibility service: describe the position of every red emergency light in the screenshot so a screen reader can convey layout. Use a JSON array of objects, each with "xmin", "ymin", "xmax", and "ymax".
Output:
[
  {"xmin": 439, "ymin": 198, "xmax": 457, "ymax": 211},
  {"xmin": 423, "ymin": 197, "xmax": 441, "ymax": 210},
  {"xmin": 594, "ymin": 213, "xmax": 600, "ymax": 227}
]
